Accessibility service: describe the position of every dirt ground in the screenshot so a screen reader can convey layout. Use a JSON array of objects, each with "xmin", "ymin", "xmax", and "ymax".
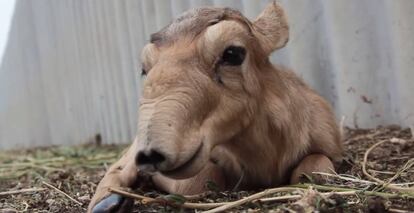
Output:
[{"xmin": 0, "ymin": 126, "xmax": 413, "ymax": 212}]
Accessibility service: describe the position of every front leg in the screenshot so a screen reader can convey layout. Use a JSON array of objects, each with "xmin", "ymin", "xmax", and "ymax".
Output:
[
  {"xmin": 290, "ymin": 154, "xmax": 335, "ymax": 184},
  {"xmin": 153, "ymin": 161, "xmax": 226, "ymax": 195},
  {"xmin": 88, "ymin": 140, "xmax": 140, "ymax": 213}
]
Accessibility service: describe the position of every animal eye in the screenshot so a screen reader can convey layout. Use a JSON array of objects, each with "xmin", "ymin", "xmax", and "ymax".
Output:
[
  {"xmin": 141, "ymin": 68, "xmax": 147, "ymax": 76},
  {"xmin": 220, "ymin": 46, "xmax": 246, "ymax": 66}
]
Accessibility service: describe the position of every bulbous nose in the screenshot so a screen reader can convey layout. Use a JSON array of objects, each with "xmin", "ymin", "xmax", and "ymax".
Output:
[{"xmin": 136, "ymin": 149, "xmax": 166, "ymax": 167}]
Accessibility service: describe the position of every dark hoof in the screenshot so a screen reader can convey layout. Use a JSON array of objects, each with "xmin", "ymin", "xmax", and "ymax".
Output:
[{"xmin": 92, "ymin": 194, "xmax": 133, "ymax": 213}]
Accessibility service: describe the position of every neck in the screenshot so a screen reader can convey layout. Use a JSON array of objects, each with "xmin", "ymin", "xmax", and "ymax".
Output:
[{"xmin": 214, "ymin": 63, "xmax": 298, "ymax": 188}]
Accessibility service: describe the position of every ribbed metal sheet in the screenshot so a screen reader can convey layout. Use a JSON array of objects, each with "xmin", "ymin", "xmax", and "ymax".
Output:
[{"xmin": 1, "ymin": 0, "xmax": 413, "ymax": 149}]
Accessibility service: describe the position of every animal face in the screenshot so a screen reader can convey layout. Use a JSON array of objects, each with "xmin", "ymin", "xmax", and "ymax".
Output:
[{"xmin": 135, "ymin": 2, "xmax": 289, "ymax": 179}]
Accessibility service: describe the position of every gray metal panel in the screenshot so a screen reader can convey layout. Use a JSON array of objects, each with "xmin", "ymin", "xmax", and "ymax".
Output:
[{"xmin": 1, "ymin": 0, "xmax": 413, "ymax": 149}]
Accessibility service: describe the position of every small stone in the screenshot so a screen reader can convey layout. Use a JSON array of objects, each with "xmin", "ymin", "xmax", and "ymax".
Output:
[
  {"xmin": 80, "ymin": 184, "xmax": 89, "ymax": 191},
  {"xmin": 46, "ymin": 199, "xmax": 55, "ymax": 205},
  {"xmin": 367, "ymin": 197, "xmax": 387, "ymax": 213},
  {"xmin": 78, "ymin": 195, "xmax": 90, "ymax": 202}
]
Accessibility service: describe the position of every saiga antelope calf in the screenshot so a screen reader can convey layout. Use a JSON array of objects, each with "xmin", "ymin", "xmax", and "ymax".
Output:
[{"xmin": 89, "ymin": 2, "xmax": 343, "ymax": 212}]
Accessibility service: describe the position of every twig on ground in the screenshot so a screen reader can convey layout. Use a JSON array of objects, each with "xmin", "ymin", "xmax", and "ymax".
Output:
[
  {"xmin": 349, "ymin": 130, "xmax": 383, "ymax": 142},
  {"xmin": 202, "ymin": 187, "xmax": 301, "ymax": 213},
  {"xmin": 183, "ymin": 191, "xmax": 213, "ymax": 201},
  {"xmin": 312, "ymin": 172, "xmax": 374, "ymax": 185},
  {"xmin": 0, "ymin": 187, "xmax": 46, "ymax": 196},
  {"xmin": 42, "ymin": 181, "xmax": 82, "ymax": 206},
  {"xmin": 369, "ymin": 170, "xmax": 398, "ymax": 175},
  {"xmin": 109, "ymin": 187, "xmax": 225, "ymax": 209},
  {"xmin": 110, "ymin": 187, "xmax": 302, "ymax": 211},
  {"xmin": 256, "ymin": 190, "xmax": 356, "ymax": 203},
  {"xmin": 110, "ymin": 183, "xmax": 414, "ymax": 212},
  {"xmin": 291, "ymin": 184, "xmax": 414, "ymax": 199},
  {"xmin": 21, "ymin": 202, "xmax": 29, "ymax": 212},
  {"xmin": 108, "ymin": 187, "xmax": 148, "ymax": 200},
  {"xmin": 389, "ymin": 208, "xmax": 411, "ymax": 213},
  {"xmin": 392, "ymin": 182, "xmax": 414, "ymax": 186},
  {"xmin": 386, "ymin": 158, "xmax": 414, "ymax": 185},
  {"xmin": 30, "ymin": 164, "xmax": 66, "ymax": 172},
  {"xmin": 362, "ymin": 139, "xmax": 414, "ymax": 193}
]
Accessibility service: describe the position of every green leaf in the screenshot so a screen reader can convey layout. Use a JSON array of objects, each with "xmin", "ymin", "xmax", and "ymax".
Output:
[
  {"xmin": 205, "ymin": 180, "xmax": 220, "ymax": 192},
  {"xmin": 159, "ymin": 194, "xmax": 187, "ymax": 206}
]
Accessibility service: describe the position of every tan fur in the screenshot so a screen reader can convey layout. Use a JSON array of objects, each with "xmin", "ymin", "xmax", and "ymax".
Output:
[
  {"xmin": 89, "ymin": 2, "xmax": 342, "ymax": 212},
  {"xmin": 290, "ymin": 154, "xmax": 335, "ymax": 184}
]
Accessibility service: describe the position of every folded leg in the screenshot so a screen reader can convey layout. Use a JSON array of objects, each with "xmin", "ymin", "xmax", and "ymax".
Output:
[{"xmin": 290, "ymin": 154, "xmax": 335, "ymax": 184}]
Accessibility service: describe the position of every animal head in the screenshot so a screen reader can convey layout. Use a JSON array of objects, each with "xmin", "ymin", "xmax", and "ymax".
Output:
[{"xmin": 135, "ymin": 2, "xmax": 289, "ymax": 179}]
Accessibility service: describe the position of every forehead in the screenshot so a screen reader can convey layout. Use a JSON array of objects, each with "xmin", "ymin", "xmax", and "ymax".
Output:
[{"xmin": 150, "ymin": 7, "xmax": 250, "ymax": 46}]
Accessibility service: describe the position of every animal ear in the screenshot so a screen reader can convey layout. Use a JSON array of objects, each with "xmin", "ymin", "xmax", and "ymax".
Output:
[{"xmin": 253, "ymin": 1, "xmax": 289, "ymax": 55}]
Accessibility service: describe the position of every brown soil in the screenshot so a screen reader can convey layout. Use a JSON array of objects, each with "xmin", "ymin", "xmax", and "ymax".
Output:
[{"xmin": 0, "ymin": 126, "xmax": 413, "ymax": 212}]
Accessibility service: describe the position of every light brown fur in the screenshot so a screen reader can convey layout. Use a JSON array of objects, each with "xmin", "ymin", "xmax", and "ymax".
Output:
[{"xmin": 89, "ymin": 2, "xmax": 342, "ymax": 212}]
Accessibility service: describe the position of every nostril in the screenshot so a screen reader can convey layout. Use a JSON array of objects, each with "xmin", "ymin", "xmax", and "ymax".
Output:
[
  {"xmin": 149, "ymin": 150, "xmax": 166, "ymax": 164},
  {"xmin": 136, "ymin": 149, "xmax": 166, "ymax": 166}
]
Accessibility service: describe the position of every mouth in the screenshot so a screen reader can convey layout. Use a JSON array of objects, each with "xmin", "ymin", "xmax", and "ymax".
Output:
[{"xmin": 161, "ymin": 142, "xmax": 204, "ymax": 177}]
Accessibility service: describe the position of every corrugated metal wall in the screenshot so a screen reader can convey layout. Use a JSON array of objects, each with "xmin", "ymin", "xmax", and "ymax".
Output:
[{"xmin": 1, "ymin": 0, "xmax": 413, "ymax": 149}]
